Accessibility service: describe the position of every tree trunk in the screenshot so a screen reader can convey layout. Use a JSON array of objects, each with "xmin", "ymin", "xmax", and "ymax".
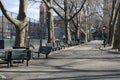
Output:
[
  {"xmin": 108, "ymin": 25, "xmax": 114, "ymax": 45},
  {"xmin": 85, "ymin": 27, "xmax": 88, "ymax": 43},
  {"xmin": 64, "ymin": 0, "xmax": 71, "ymax": 42},
  {"xmin": 113, "ymin": 7, "xmax": 120, "ymax": 49},
  {"xmin": 15, "ymin": 24, "xmax": 27, "ymax": 47},
  {"xmin": 46, "ymin": 0, "xmax": 55, "ymax": 43},
  {"xmin": 15, "ymin": 0, "xmax": 28, "ymax": 47},
  {"xmin": 74, "ymin": 26, "xmax": 80, "ymax": 41},
  {"xmin": 108, "ymin": 0, "xmax": 116, "ymax": 45},
  {"xmin": 0, "ymin": 0, "xmax": 28, "ymax": 47},
  {"xmin": 110, "ymin": 1, "xmax": 120, "ymax": 47}
]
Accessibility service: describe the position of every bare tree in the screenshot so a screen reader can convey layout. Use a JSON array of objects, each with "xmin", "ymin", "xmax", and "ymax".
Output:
[
  {"xmin": 69, "ymin": 0, "xmax": 81, "ymax": 41},
  {"xmin": 77, "ymin": 0, "xmax": 100, "ymax": 42},
  {"xmin": 53, "ymin": 0, "xmax": 86, "ymax": 42},
  {"xmin": 0, "ymin": 0, "xmax": 28, "ymax": 47}
]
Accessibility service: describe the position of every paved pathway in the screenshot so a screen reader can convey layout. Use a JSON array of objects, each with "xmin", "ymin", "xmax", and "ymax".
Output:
[{"xmin": 0, "ymin": 40, "xmax": 120, "ymax": 80}]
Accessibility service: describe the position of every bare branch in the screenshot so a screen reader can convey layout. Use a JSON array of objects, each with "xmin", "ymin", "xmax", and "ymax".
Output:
[
  {"xmin": 53, "ymin": 7, "xmax": 64, "ymax": 20},
  {"xmin": 68, "ymin": 0, "xmax": 75, "ymax": 13},
  {"xmin": 53, "ymin": 0, "xmax": 64, "ymax": 11},
  {"xmin": 0, "ymin": 1, "xmax": 19, "ymax": 26},
  {"xmin": 69, "ymin": 0, "xmax": 86, "ymax": 21},
  {"xmin": 42, "ymin": 0, "xmax": 50, "ymax": 8}
]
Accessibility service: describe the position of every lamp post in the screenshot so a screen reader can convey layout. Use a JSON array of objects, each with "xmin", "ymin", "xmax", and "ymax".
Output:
[
  {"xmin": 2, "ymin": 14, "xmax": 4, "ymax": 40},
  {"xmin": 45, "ymin": 7, "xmax": 48, "ymax": 42},
  {"xmin": 0, "ymin": 14, "xmax": 4, "ymax": 49},
  {"xmin": 27, "ymin": 36, "xmax": 30, "ymax": 47}
]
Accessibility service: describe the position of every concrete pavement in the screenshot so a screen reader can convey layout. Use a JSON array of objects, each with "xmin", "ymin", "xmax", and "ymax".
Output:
[{"xmin": 0, "ymin": 40, "xmax": 120, "ymax": 80}]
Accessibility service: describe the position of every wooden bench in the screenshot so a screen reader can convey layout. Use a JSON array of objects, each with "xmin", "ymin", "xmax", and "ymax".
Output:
[
  {"xmin": 0, "ymin": 49, "xmax": 31, "ymax": 68},
  {"xmin": 34, "ymin": 46, "xmax": 52, "ymax": 59}
]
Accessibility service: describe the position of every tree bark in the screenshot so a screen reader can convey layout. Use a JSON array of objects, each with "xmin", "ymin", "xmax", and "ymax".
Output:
[
  {"xmin": 43, "ymin": 0, "xmax": 55, "ymax": 43},
  {"xmin": 109, "ymin": 0, "xmax": 120, "ymax": 46},
  {"xmin": 113, "ymin": 5, "xmax": 120, "ymax": 49},
  {"xmin": 64, "ymin": 0, "xmax": 71, "ymax": 42},
  {"xmin": 0, "ymin": 0, "xmax": 28, "ymax": 47}
]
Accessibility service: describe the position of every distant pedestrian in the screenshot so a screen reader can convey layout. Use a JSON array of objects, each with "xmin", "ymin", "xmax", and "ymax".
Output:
[
  {"xmin": 102, "ymin": 26, "xmax": 108, "ymax": 47},
  {"xmin": 62, "ymin": 35, "xmax": 66, "ymax": 43}
]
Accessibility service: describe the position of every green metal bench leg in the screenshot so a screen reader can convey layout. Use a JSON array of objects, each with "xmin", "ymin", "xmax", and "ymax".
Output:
[
  {"xmin": 38, "ymin": 52, "xmax": 40, "ymax": 58},
  {"xmin": 45, "ymin": 54, "xmax": 48, "ymax": 59},
  {"xmin": 26, "ymin": 60, "xmax": 28, "ymax": 66},
  {"xmin": 7, "ymin": 62, "xmax": 10, "ymax": 68}
]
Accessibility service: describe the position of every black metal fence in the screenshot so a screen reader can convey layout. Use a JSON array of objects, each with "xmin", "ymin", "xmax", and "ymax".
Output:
[
  {"xmin": 0, "ymin": 11, "xmax": 45, "ymax": 49},
  {"xmin": 0, "ymin": 10, "xmax": 67, "ymax": 49},
  {"xmin": 0, "ymin": 11, "xmax": 41, "ymax": 39}
]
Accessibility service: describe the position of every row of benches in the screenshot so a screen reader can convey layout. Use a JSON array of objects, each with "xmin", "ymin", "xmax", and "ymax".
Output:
[
  {"xmin": 35, "ymin": 40, "xmax": 82, "ymax": 58},
  {"xmin": 0, "ymin": 40, "xmax": 82, "ymax": 68},
  {"xmin": 47, "ymin": 40, "xmax": 81, "ymax": 50}
]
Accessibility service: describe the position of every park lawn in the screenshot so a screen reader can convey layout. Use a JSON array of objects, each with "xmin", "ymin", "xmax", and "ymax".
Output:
[{"xmin": 0, "ymin": 75, "xmax": 2, "ymax": 79}]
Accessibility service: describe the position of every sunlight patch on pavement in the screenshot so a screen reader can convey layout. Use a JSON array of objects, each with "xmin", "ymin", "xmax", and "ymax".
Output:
[{"xmin": 74, "ymin": 47, "xmax": 93, "ymax": 50}]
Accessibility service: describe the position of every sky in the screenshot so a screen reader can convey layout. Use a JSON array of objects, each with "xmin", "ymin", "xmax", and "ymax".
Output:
[{"xmin": 1, "ymin": 0, "xmax": 41, "ymax": 20}]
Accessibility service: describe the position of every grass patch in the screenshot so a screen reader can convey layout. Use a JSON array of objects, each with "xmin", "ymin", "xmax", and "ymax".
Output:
[
  {"xmin": 0, "ymin": 58, "xmax": 3, "ymax": 61},
  {"xmin": 0, "ymin": 75, "xmax": 2, "ymax": 80}
]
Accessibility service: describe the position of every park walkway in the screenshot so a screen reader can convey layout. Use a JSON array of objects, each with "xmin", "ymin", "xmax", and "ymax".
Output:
[{"xmin": 0, "ymin": 40, "xmax": 120, "ymax": 80}]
